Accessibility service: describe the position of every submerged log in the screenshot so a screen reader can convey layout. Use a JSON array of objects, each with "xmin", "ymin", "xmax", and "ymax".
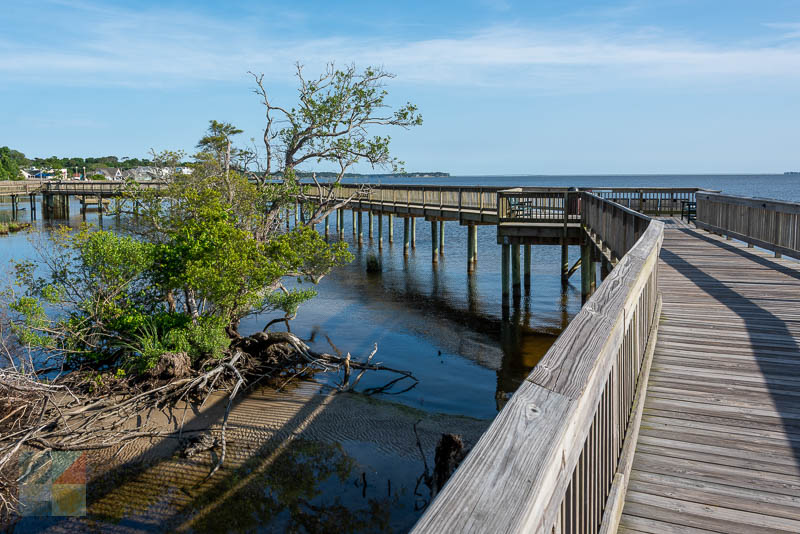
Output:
[{"xmin": 433, "ymin": 433, "xmax": 467, "ymax": 495}]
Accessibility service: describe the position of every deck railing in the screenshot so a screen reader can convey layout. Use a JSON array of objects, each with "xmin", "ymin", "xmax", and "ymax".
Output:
[
  {"xmin": 497, "ymin": 188, "xmax": 580, "ymax": 224},
  {"xmin": 582, "ymin": 193, "xmax": 651, "ymax": 261},
  {"xmin": 695, "ymin": 192, "xmax": 800, "ymax": 259},
  {"xmin": 326, "ymin": 183, "xmax": 503, "ymax": 213},
  {"xmin": 412, "ymin": 195, "xmax": 663, "ymax": 534},
  {"xmin": 585, "ymin": 187, "xmax": 712, "ymax": 215}
]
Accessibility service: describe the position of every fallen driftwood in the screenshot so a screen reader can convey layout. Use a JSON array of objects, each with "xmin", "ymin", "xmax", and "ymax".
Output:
[{"xmin": 0, "ymin": 329, "xmax": 417, "ymax": 521}]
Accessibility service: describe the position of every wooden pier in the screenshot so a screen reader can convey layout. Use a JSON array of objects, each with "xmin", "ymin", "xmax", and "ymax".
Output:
[
  {"xmin": 5, "ymin": 179, "xmax": 797, "ymax": 532},
  {"xmin": 619, "ymin": 217, "xmax": 800, "ymax": 533}
]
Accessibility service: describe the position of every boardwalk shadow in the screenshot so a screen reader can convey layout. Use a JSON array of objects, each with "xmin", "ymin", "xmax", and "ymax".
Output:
[{"xmin": 660, "ymin": 224, "xmax": 800, "ymax": 465}]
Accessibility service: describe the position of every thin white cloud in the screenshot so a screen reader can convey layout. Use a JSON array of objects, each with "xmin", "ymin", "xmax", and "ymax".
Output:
[
  {"xmin": 764, "ymin": 22, "xmax": 800, "ymax": 40},
  {"xmin": 1, "ymin": 2, "xmax": 800, "ymax": 91}
]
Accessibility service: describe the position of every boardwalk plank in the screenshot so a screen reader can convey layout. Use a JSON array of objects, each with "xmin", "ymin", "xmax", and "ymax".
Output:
[{"xmin": 621, "ymin": 221, "xmax": 800, "ymax": 532}]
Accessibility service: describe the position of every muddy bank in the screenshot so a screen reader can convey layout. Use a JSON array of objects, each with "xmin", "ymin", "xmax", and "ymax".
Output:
[{"xmin": 12, "ymin": 380, "xmax": 490, "ymax": 533}]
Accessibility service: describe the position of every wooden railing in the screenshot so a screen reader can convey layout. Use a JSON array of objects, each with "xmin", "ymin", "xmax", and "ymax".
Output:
[
  {"xmin": 585, "ymin": 187, "xmax": 713, "ymax": 215},
  {"xmin": 43, "ymin": 180, "xmax": 167, "ymax": 194},
  {"xmin": 412, "ymin": 195, "xmax": 664, "ymax": 534},
  {"xmin": 0, "ymin": 180, "xmax": 46, "ymax": 195},
  {"xmin": 497, "ymin": 188, "xmax": 579, "ymax": 223},
  {"xmin": 326, "ymin": 183, "xmax": 503, "ymax": 213},
  {"xmin": 305, "ymin": 183, "xmax": 712, "ymax": 219},
  {"xmin": 695, "ymin": 192, "xmax": 800, "ymax": 259},
  {"xmin": 582, "ymin": 193, "xmax": 651, "ymax": 262}
]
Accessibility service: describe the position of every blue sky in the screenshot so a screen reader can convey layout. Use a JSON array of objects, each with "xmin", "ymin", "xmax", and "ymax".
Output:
[{"xmin": 2, "ymin": 0, "xmax": 799, "ymax": 174}]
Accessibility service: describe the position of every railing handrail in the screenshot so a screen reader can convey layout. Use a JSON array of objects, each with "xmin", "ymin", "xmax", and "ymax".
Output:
[
  {"xmin": 412, "ymin": 195, "xmax": 663, "ymax": 534},
  {"xmin": 697, "ymin": 191, "xmax": 800, "ymax": 214},
  {"xmin": 696, "ymin": 191, "xmax": 800, "ymax": 260}
]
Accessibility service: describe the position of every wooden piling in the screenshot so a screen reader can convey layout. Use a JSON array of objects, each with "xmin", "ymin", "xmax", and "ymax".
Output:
[
  {"xmin": 403, "ymin": 218, "xmax": 410, "ymax": 256},
  {"xmin": 561, "ymin": 238, "xmax": 569, "ymax": 282},
  {"xmin": 357, "ymin": 211, "xmax": 363, "ymax": 245},
  {"xmin": 501, "ymin": 244, "xmax": 510, "ymax": 306},
  {"xmin": 472, "ymin": 224, "xmax": 478, "ymax": 263},
  {"xmin": 388, "ymin": 214, "xmax": 394, "ymax": 242},
  {"xmin": 524, "ymin": 244, "xmax": 531, "ymax": 293},
  {"xmin": 378, "ymin": 214, "xmax": 383, "ymax": 249},
  {"xmin": 439, "ymin": 220, "xmax": 444, "ymax": 255},
  {"xmin": 411, "ymin": 217, "xmax": 416, "ymax": 248},
  {"xmin": 368, "ymin": 211, "xmax": 373, "ymax": 240},
  {"xmin": 467, "ymin": 225, "xmax": 475, "ymax": 273},
  {"xmin": 512, "ymin": 244, "xmax": 521, "ymax": 301},
  {"xmin": 431, "ymin": 220, "xmax": 439, "ymax": 263},
  {"xmin": 581, "ymin": 242, "xmax": 591, "ymax": 302},
  {"xmin": 324, "ymin": 214, "xmax": 329, "ymax": 238}
]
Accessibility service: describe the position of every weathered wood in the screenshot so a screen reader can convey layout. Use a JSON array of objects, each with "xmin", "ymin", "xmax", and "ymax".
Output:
[
  {"xmin": 621, "ymin": 219, "xmax": 800, "ymax": 533},
  {"xmin": 696, "ymin": 192, "xmax": 800, "ymax": 259},
  {"xmin": 413, "ymin": 197, "xmax": 664, "ymax": 534}
]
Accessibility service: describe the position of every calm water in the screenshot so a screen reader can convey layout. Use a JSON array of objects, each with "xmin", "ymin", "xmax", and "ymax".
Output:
[{"xmin": 5, "ymin": 174, "xmax": 797, "ymax": 532}]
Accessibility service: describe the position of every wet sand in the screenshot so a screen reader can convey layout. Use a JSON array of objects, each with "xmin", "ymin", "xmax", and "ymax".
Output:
[{"xmin": 13, "ymin": 380, "xmax": 490, "ymax": 533}]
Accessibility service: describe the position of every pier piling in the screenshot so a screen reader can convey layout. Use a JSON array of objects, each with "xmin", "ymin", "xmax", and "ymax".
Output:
[
  {"xmin": 501, "ymin": 244, "xmax": 510, "ymax": 306},
  {"xmin": 512, "ymin": 244, "xmax": 521, "ymax": 302},
  {"xmin": 403, "ymin": 218, "xmax": 410, "ymax": 256},
  {"xmin": 524, "ymin": 245, "xmax": 531, "ymax": 293},
  {"xmin": 431, "ymin": 220, "xmax": 439, "ymax": 263}
]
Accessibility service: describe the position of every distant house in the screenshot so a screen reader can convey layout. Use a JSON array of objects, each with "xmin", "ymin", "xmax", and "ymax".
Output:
[
  {"xmin": 20, "ymin": 169, "xmax": 33, "ymax": 179},
  {"xmin": 93, "ymin": 167, "xmax": 123, "ymax": 180},
  {"xmin": 26, "ymin": 168, "xmax": 67, "ymax": 179}
]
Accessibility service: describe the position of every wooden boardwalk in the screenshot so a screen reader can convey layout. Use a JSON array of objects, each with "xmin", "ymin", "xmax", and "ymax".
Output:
[{"xmin": 620, "ymin": 218, "xmax": 800, "ymax": 533}]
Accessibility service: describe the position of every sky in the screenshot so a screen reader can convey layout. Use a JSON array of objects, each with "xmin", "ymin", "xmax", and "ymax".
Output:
[{"xmin": 1, "ymin": 0, "xmax": 799, "ymax": 175}]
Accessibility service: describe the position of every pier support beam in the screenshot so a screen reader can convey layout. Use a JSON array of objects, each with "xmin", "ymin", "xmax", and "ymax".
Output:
[
  {"xmin": 378, "ymin": 214, "xmax": 383, "ymax": 249},
  {"xmin": 501, "ymin": 244, "xmax": 510, "ymax": 307},
  {"xmin": 294, "ymin": 202, "xmax": 299, "ymax": 226},
  {"xmin": 324, "ymin": 214, "xmax": 329, "ymax": 238},
  {"xmin": 352, "ymin": 210, "xmax": 356, "ymax": 235},
  {"xmin": 581, "ymin": 242, "xmax": 596, "ymax": 302},
  {"xmin": 431, "ymin": 220, "xmax": 439, "ymax": 263},
  {"xmin": 357, "ymin": 211, "xmax": 363, "ymax": 245},
  {"xmin": 512, "ymin": 244, "xmax": 521, "ymax": 302},
  {"xmin": 388, "ymin": 214, "xmax": 394, "ymax": 242},
  {"xmin": 411, "ymin": 217, "xmax": 416, "ymax": 248},
  {"xmin": 524, "ymin": 245, "xmax": 531, "ymax": 293},
  {"xmin": 403, "ymin": 218, "xmax": 410, "ymax": 256},
  {"xmin": 472, "ymin": 225, "xmax": 478, "ymax": 264},
  {"xmin": 439, "ymin": 221, "xmax": 445, "ymax": 255},
  {"xmin": 561, "ymin": 238, "xmax": 569, "ymax": 282},
  {"xmin": 601, "ymin": 257, "xmax": 611, "ymax": 279},
  {"xmin": 368, "ymin": 211, "xmax": 373, "ymax": 240},
  {"xmin": 467, "ymin": 224, "xmax": 476, "ymax": 274}
]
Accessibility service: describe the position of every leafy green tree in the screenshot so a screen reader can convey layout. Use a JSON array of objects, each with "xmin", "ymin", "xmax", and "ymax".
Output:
[
  {"xmin": 250, "ymin": 63, "xmax": 422, "ymax": 223},
  {"xmin": 5, "ymin": 64, "xmax": 418, "ymax": 373},
  {"xmin": 0, "ymin": 146, "xmax": 25, "ymax": 180}
]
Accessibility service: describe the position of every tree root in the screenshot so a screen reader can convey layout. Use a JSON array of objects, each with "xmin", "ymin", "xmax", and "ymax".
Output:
[{"xmin": 0, "ymin": 331, "xmax": 417, "ymax": 522}]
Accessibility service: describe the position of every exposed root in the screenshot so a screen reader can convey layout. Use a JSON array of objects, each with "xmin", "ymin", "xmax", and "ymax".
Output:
[{"xmin": 0, "ymin": 330, "xmax": 417, "ymax": 522}]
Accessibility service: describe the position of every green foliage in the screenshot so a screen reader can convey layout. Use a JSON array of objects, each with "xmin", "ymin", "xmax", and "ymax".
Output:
[
  {"xmin": 162, "ymin": 316, "xmax": 230, "ymax": 361},
  {"xmin": 0, "ymin": 146, "xmax": 24, "ymax": 180},
  {"xmin": 4, "ymin": 69, "xmax": 420, "ymax": 374}
]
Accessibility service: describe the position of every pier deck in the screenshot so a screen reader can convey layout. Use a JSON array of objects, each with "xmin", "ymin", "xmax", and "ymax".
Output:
[{"xmin": 620, "ymin": 218, "xmax": 800, "ymax": 533}]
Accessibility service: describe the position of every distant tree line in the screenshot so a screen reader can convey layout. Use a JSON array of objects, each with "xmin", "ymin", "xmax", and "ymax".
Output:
[{"xmin": 0, "ymin": 146, "xmax": 161, "ymax": 180}]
